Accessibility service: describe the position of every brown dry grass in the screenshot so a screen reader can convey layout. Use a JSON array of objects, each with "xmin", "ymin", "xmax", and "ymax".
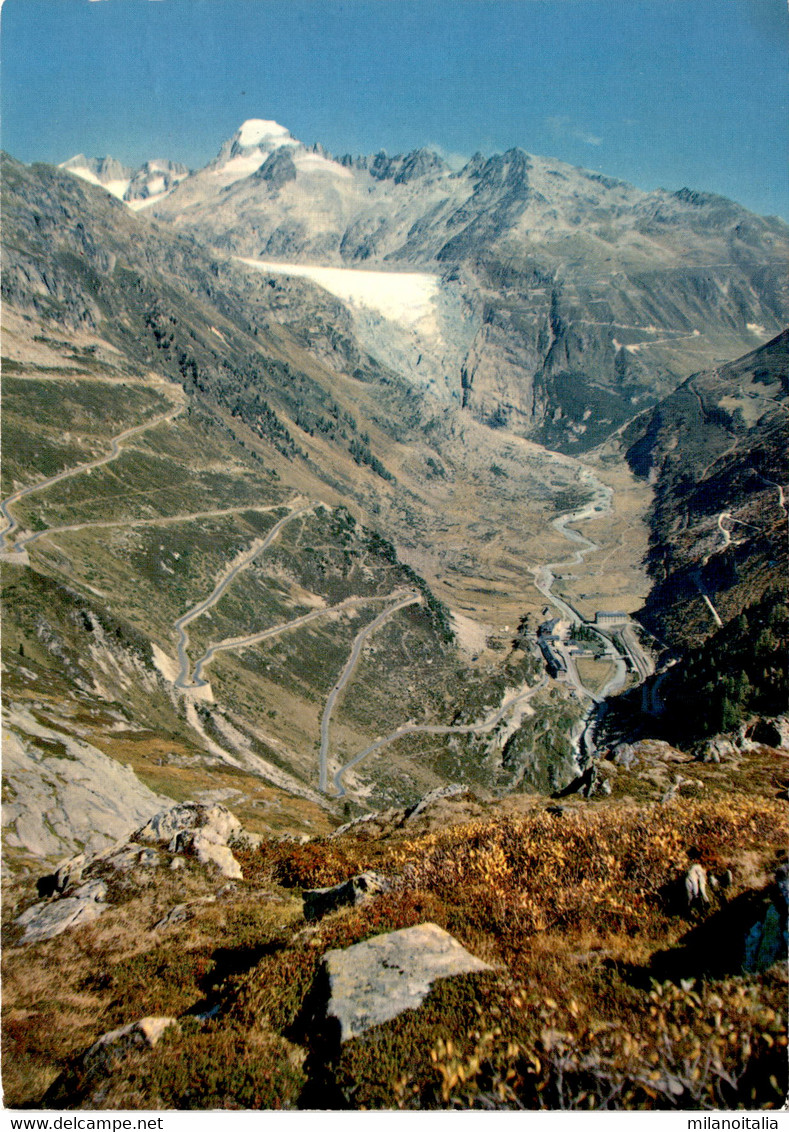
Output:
[{"xmin": 4, "ymin": 791, "xmax": 786, "ymax": 1110}]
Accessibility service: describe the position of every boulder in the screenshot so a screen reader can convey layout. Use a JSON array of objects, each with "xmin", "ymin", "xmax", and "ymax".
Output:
[
  {"xmin": 84, "ymin": 1016, "xmax": 178, "ymax": 1065},
  {"xmin": 191, "ymin": 832, "xmax": 243, "ymax": 880},
  {"xmin": 744, "ymin": 905, "xmax": 788, "ymax": 973},
  {"xmin": 36, "ymin": 852, "xmax": 88, "ymax": 898},
  {"xmin": 320, "ymin": 922, "xmax": 493, "ymax": 1041},
  {"xmin": 137, "ymin": 801, "xmax": 244, "ymax": 878},
  {"xmin": 744, "ymin": 867, "xmax": 789, "ymax": 973},
  {"xmin": 684, "ymin": 863, "xmax": 709, "ymax": 910},
  {"xmin": 136, "ymin": 801, "xmax": 242, "ymax": 847},
  {"xmin": 108, "ymin": 845, "xmax": 159, "ymax": 871},
  {"xmin": 44, "ymin": 1016, "xmax": 179, "ymax": 1106},
  {"xmin": 151, "ymin": 895, "xmax": 217, "ymax": 932},
  {"xmin": 610, "ymin": 742, "xmax": 638, "ymax": 769},
  {"xmin": 16, "ymin": 879, "xmax": 108, "ymax": 945},
  {"xmin": 303, "ymin": 871, "xmax": 390, "ymax": 921}
]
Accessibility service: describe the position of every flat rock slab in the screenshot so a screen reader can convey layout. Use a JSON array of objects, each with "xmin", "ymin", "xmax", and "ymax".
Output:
[{"xmin": 321, "ymin": 922, "xmax": 492, "ymax": 1041}]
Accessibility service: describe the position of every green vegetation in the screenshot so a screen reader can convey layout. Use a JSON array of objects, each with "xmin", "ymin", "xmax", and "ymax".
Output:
[
  {"xmin": 654, "ymin": 592, "xmax": 788, "ymax": 742},
  {"xmin": 348, "ymin": 437, "xmax": 394, "ymax": 481}
]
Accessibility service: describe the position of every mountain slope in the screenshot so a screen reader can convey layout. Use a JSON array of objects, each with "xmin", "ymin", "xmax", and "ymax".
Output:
[
  {"xmin": 591, "ymin": 332, "xmax": 789, "ymax": 748},
  {"xmin": 624, "ymin": 330, "xmax": 788, "ymax": 646},
  {"xmin": 4, "ymin": 152, "xmax": 640, "ymax": 858}
]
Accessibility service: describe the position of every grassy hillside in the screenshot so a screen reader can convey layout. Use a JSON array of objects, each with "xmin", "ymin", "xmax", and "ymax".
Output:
[{"xmin": 3, "ymin": 767, "xmax": 786, "ymax": 1110}]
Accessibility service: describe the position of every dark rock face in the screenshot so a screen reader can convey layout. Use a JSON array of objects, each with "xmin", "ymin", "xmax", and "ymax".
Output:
[
  {"xmin": 125, "ymin": 160, "xmax": 189, "ymax": 202},
  {"xmin": 749, "ymin": 716, "xmax": 789, "ymax": 749},
  {"xmin": 255, "ymin": 148, "xmax": 297, "ymax": 191},
  {"xmin": 624, "ymin": 331, "xmax": 789, "ymax": 647},
  {"xmin": 744, "ymin": 869, "xmax": 789, "ymax": 973},
  {"xmin": 368, "ymin": 148, "xmax": 450, "ymax": 185}
]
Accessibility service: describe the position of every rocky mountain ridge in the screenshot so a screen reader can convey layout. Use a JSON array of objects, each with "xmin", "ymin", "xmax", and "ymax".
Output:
[
  {"xmin": 59, "ymin": 154, "xmax": 189, "ymax": 211},
  {"xmin": 57, "ymin": 119, "xmax": 789, "ymax": 452}
]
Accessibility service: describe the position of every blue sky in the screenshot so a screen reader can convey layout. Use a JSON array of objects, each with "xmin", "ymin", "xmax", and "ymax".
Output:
[{"xmin": 2, "ymin": 0, "xmax": 788, "ymax": 218}]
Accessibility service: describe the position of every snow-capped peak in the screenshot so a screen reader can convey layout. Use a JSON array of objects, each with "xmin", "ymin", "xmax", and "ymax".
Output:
[
  {"xmin": 237, "ymin": 119, "xmax": 293, "ymax": 148},
  {"xmin": 209, "ymin": 119, "xmax": 300, "ymax": 185}
]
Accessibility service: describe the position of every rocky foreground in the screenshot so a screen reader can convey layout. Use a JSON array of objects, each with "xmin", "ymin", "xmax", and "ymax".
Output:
[{"xmin": 2, "ymin": 723, "xmax": 787, "ymax": 1112}]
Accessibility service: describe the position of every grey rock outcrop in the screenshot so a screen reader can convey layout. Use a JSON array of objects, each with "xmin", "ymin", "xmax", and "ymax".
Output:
[
  {"xmin": 137, "ymin": 801, "xmax": 242, "ymax": 847},
  {"xmin": 16, "ymin": 879, "xmax": 108, "ymax": 945},
  {"xmin": 694, "ymin": 735, "xmax": 739, "ymax": 763},
  {"xmin": 20, "ymin": 802, "xmax": 252, "ymax": 945},
  {"xmin": 610, "ymin": 742, "xmax": 639, "ymax": 769},
  {"xmin": 329, "ymin": 808, "xmax": 401, "ymax": 840},
  {"xmin": 303, "ymin": 871, "xmax": 391, "ymax": 921},
  {"xmin": 404, "ymin": 784, "xmax": 469, "ymax": 823},
  {"xmin": 3, "ymin": 703, "xmax": 169, "ymax": 872},
  {"xmin": 137, "ymin": 802, "xmax": 246, "ymax": 879},
  {"xmin": 190, "ymin": 834, "xmax": 242, "ymax": 880},
  {"xmin": 319, "ymin": 922, "xmax": 493, "ymax": 1041}
]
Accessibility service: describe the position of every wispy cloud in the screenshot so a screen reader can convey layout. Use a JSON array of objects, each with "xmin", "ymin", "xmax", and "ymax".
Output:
[{"xmin": 546, "ymin": 115, "xmax": 602, "ymax": 147}]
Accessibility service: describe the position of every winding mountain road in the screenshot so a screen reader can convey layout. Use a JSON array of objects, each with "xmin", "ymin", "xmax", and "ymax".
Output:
[
  {"xmin": 529, "ymin": 468, "xmax": 613, "ymax": 625},
  {"xmin": 0, "ymin": 387, "xmax": 185, "ymax": 553},
  {"xmin": 332, "ymin": 675, "xmax": 549, "ymax": 797},
  {"xmin": 174, "ymin": 504, "xmax": 311, "ymax": 688},
  {"xmin": 6, "ymin": 364, "xmax": 662, "ymax": 803},
  {"xmin": 318, "ymin": 590, "xmax": 421, "ymax": 791},
  {"xmin": 526, "ymin": 462, "xmax": 639, "ymax": 763},
  {"xmin": 188, "ymin": 591, "xmax": 419, "ymax": 687}
]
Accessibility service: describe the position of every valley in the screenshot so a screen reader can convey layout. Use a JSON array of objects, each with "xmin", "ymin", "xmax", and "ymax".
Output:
[
  {"xmin": 1, "ymin": 123, "xmax": 787, "ymax": 1113},
  {"xmin": 1, "ymin": 345, "xmax": 641, "ymax": 818},
  {"xmin": 3, "ymin": 133, "xmax": 786, "ymax": 834}
]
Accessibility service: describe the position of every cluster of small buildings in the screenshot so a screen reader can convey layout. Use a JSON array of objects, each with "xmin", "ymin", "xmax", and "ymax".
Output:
[{"xmin": 537, "ymin": 618, "xmax": 568, "ymax": 677}]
